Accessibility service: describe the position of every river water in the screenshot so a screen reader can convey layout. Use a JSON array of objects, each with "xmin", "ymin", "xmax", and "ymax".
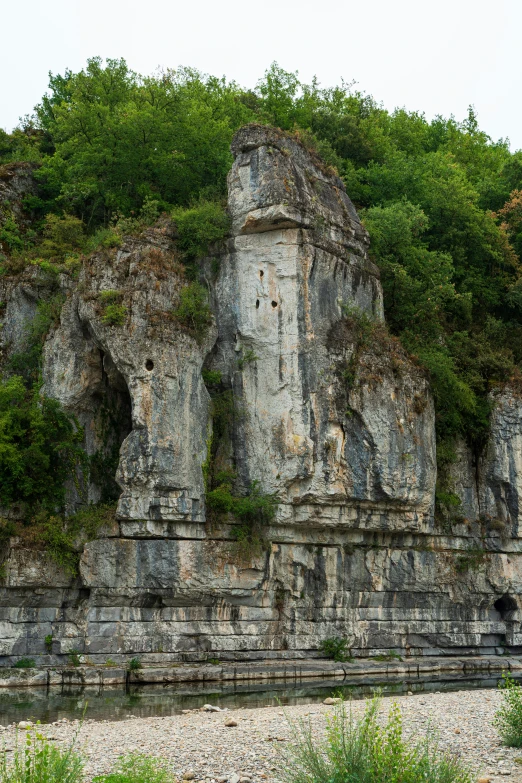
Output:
[{"xmin": 0, "ymin": 672, "xmax": 515, "ymax": 725}]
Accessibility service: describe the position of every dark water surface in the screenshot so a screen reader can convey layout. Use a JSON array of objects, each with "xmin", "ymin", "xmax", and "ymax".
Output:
[{"xmin": 0, "ymin": 673, "xmax": 516, "ymax": 725}]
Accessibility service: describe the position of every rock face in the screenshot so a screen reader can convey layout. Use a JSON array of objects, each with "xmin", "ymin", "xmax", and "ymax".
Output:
[
  {"xmin": 211, "ymin": 126, "xmax": 436, "ymax": 531},
  {"xmin": 1, "ymin": 125, "xmax": 522, "ymax": 664}
]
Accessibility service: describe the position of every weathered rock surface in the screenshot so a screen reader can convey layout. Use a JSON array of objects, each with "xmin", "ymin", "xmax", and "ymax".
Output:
[{"xmin": 1, "ymin": 125, "xmax": 522, "ymax": 665}]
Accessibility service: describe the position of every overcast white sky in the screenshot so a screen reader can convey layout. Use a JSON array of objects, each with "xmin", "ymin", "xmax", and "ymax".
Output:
[{"xmin": 1, "ymin": 0, "xmax": 521, "ymax": 150}]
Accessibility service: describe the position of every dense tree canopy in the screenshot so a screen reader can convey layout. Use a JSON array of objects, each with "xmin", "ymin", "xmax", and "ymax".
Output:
[{"xmin": 2, "ymin": 58, "xmax": 522, "ymax": 470}]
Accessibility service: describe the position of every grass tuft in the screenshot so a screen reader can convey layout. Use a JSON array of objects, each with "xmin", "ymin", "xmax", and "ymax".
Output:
[
  {"xmin": 280, "ymin": 696, "xmax": 472, "ymax": 783},
  {"xmin": 495, "ymin": 673, "xmax": 522, "ymax": 746},
  {"xmin": 93, "ymin": 753, "xmax": 175, "ymax": 783},
  {"xmin": 0, "ymin": 726, "xmax": 83, "ymax": 783}
]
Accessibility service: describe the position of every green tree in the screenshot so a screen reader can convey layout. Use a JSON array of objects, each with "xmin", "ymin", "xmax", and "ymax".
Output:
[
  {"xmin": 35, "ymin": 58, "xmax": 253, "ymax": 224},
  {"xmin": 0, "ymin": 376, "xmax": 85, "ymax": 511}
]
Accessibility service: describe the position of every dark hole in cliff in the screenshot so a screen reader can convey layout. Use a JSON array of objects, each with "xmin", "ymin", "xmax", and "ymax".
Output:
[
  {"xmin": 64, "ymin": 587, "xmax": 91, "ymax": 609},
  {"xmin": 494, "ymin": 594, "xmax": 518, "ymax": 620},
  {"xmin": 139, "ymin": 592, "xmax": 164, "ymax": 609},
  {"xmin": 256, "ymin": 300, "xmax": 260, "ymax": 309},
  {"xmin": 259, "ymin": 270, "xmax": 264, "ymax": 278},
  {"xmin": 271, "ymin": 301, "xmax": 277, "ymax": 308},
  {"xmin": 145, "ymin": 359, "xmax": 154, "ymax": 371},
  {"xmin": 89, "ymin": 350, "xmax": 133, "ymax": 503}
]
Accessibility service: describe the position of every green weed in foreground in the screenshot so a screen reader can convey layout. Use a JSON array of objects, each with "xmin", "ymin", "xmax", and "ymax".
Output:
[
  {"xmin": 0, "ymin": 727, "xmax": 83, "ymax": 783},
  {"xmin": 280, "ymin": 697, "xmax": 472, "ymax": 783},
  {"xmin": 495, "ymin": 673, "xmax": 522, "ymax": 746},
  {"xmin": 93, "ymin": 753, "xmax": 175, "ymax": 783}
]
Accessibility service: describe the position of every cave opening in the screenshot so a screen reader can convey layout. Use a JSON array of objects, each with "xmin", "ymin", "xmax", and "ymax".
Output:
[
  {"xmin": 88, "ymin": 350, "xmax": 133, "ymax": 504},
  {"xmin": 494, "ymin": 594, "xmax": 518, "ymax": 620}
]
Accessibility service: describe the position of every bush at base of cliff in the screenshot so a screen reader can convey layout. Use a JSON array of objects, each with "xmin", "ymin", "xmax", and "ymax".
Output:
[
  {"xmin": 494, "ymin": 674, "xmax": 522, "ymax": 747},
  {"xmin": 280, "ymin": 697, "xmax": 472, "ymax": 783},
  {"xmin": 319, "ymin": 637, "xmax": 353, "ymax": 663}
]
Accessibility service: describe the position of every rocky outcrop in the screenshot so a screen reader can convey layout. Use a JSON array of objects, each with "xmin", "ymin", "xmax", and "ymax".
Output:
[
  {"xmin": 210, "ymin": 126, "xmax": 436, "ymax": 531},
  {"xmin": 0, "ymin": 163, "xmax": 37, "ymax": 233},
  {"xmin": 0, "ymin": 126, "xmax": 522, "ymax": 665},
  {"xmin": 42, "ymin": 223, "xmax": 215, "ymax": 520}
]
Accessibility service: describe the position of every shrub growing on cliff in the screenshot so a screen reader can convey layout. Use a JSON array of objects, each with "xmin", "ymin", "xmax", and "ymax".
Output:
[
  {"xmin": 101, "ymin": 304, "xmax": 127, "ymax": 326},
  {"xmin": 0, "ymin": 375, "xmax": 86, "ymax": 512},
  {"xmin": 172, "ymin": 282, "xmax": 212, "ymax": 342},
  {"xmin": 38, "ymin": 213, "xmax": 85, "ymax": 260},
  {"xmin": 319, "ymin": 637, "xmax": 352, "ymax": 663},
  {"xmin": 494, "ymin": 673, "xmax": 522, "ymax": 747},
  {"xmin": 280, "ymin": 696, "xmax": 472, "ymax": 783},
  {"xmin": 206, "ymin": 477, "xmax": 278, "ymax": 559},
  {"xmin": 26, "ymin": 504, "xmax": 116, "ymax": 575},
  {"xmin": 171, "ymin": 201, "xmax": 230, "ymax": 260},
  {"xmin": 7, "ymin": 294, "xmax": 65, "ymax": 386},
  {"xmin": 13, "ymin": 657, "xmax": 36, "ymax": 668}
]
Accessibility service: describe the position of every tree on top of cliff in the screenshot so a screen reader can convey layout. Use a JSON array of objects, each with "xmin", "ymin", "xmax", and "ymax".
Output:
[
  {"xmin": 2, "ymin": 59, "xmax": 522, "ymax": 458},
  {"xmin": 32, "ymin": 58, "xmax": 252, "ymax": 224}
]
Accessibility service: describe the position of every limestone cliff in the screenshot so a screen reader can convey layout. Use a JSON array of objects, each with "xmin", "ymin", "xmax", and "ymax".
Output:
[{"xmin": 1, "ymin": 126, "xmax": 522, "ymax": 664}]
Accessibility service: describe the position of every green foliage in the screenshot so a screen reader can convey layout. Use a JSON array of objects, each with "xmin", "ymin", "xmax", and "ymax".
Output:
[
  {"xmin": 84, "ymin": 226, "xmax": 122, "ymax": 252},
  {"xmin": 7, "ymin": 295, "xmax": 65, "ymax": 386},
  {"xmin": 35, "ymin": 58, "xmax": 252, "ymax": 221},
  {"xmin": 13, "ymin": 657, "xmax": 36, "ymax": 669},
  {"xmin": 38, "ymin": 213, "xmax": 84, "ymax": 260},
  {"xmin": 101, "ymin": 304, "xmax": 127, "ymax": 326},
  {"xmin": 237, "ymin": 348, "xmax": 259, "ymax": 370},
  {"xmin": 171, "ymin": 201, "xmax": 230, "ymax": 260},
  {"xmin": 455, "ymin": 546, "xmax": 487, "ymax": 573},
  {"xmin": 172, "ymin": 282, "xmax": 212, "ymax": 342},
  {"xmin": 99, "ymin": 290, "xmax": 121, "ymax": 304},
  {"xmin": 36, "ymin": 504, "xmax": 116, "ymax": 575},
  {"xmin": 44, "ymin": 634, "xmax": 53, "ymax": 653},
  {"xmin": 98, "ymin": 290, "xmax": 127, "ymax": 326},
  {"xmin": 372, "ymin": 651, "xmax": 403, "ymax": 662},
  {"xmin": 495, "ymin": 674, "xmax": 522, "ymax": 747},
  {"xmin": 435, "ymin": 488, "xmax": 463, "ymax": 530},
  {"xmin": 93, "ymin": 753, "xmax": 174, "ymax": 783},
  {"xmin": 318, "ymin": 637, "xmax": 353, "ymax": 663},
  {"xmin": 280, "ymin": 696, "xmax": 472, "ymax": 783},
  {"xmin": 0, "ymin": 375, "xmax": 85, "ymax": 512},
  {"xmin": 206, "ymin": 477, "xmax": 278, "ymax": 560},
  {"xmin": 0, "ymin": 725, "xmax": 84, "ymax": 783},
  {"xmin": 128, "ymin": 658, "xmax": 142, "ymax": 671},
  {"xmin": 67, "ymin": 650, "xmax": 81, "ymax": 667},
  {"xmin": 338, "ymin": 306, "xmax": 377, "ymax": 391},
  {"xmin": 0, "ymin": 214, "xmax": 24, "ymax": 253},
  {"xmin": 202, "ymin": 369, "xmax": 222, "ymax": 386}
]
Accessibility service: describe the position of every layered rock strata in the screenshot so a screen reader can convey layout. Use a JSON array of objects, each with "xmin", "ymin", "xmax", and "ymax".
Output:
[{"xmin": 1, "ymin": 126, "xmax": 522, "ymax": 665}]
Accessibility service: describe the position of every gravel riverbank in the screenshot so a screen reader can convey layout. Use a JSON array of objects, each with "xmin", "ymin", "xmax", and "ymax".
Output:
[{"xmin": 1, "ymin": 689, "xmax": 520, "ymax": 782}]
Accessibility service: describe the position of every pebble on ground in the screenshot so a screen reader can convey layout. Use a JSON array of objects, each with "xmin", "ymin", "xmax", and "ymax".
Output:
[{"xmin": 1, "ymin": 688, "xmax": 521, "ymax": 782}]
